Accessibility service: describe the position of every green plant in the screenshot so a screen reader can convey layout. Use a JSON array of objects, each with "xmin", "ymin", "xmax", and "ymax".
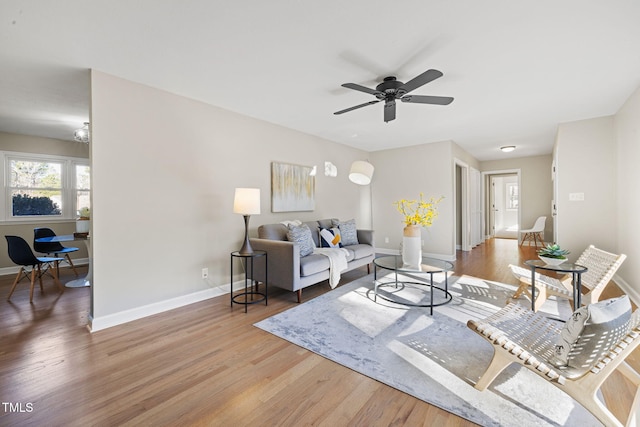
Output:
[
  {"xmin": 78, "ymin": 207, "xmax": 90, "ymax": 219},
  {"xmin": 537, "ymin": 244, "xmax": 570, "ymax": 259}
]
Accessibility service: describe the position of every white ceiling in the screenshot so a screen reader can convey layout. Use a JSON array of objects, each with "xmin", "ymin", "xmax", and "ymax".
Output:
[{"xmin": 1, "ymin": 1, "xmax": 639, "ymax": 161}]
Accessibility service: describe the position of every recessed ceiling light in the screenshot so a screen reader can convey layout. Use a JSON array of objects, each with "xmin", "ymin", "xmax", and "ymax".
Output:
[{"xmin": 500, "ymin": 145, "xmax": 515, "ymax": 152}]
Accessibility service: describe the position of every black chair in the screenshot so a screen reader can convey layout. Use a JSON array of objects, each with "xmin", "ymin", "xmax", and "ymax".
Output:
[
  {"xmin": 33, "ymin": 228, "xmax": 79, "ymax": 277},
  {"xmin": 5, "ymin": 236, "xmax": 64, "ymax": 302}
]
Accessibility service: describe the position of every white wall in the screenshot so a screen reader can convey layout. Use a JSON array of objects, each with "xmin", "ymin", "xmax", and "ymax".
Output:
[
  {"xmin": 370, "ymin": 141, "xmax": 455, "ymax": 259},
  {"xmin": 614, "ymin": 85, "xmax": 640, "ymax": 299},
  {"xmin": 554, "ymin": 117, "xmax": 617, "ymax": 259},
  {"xmin": 90, "ymin": 71, "xmax": 369, "ymax": 329}
]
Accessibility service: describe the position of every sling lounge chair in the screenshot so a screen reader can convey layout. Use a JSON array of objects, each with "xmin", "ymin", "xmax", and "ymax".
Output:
[{"xmin": 468, "ymin": 299, "xmax": 640, "ymax": 427}]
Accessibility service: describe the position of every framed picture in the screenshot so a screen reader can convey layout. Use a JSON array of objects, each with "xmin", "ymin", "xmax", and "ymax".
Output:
[{"xmin": 271, "ymin": 162, "xmax": 315, "ymax": 212}]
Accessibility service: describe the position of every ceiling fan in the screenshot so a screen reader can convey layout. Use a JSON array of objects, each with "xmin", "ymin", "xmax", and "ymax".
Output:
[{"xmin": 334, "ymin": 69, "xmax": 454, "ymax": 123}]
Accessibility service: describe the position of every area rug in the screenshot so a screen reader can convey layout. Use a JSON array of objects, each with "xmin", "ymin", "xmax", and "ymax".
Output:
[{"xmin": 255, "ymin": 273, "xmax": 601, "ymax": 426}]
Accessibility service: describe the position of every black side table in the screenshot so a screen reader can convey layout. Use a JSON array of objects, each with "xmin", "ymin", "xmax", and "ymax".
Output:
[
  {"xmin": 230, "ymin": 250, "xmax": 267, "ymax": 313},
  {"xmin": 524, "ymin": 259, "xmax": 588, "ymax": 311}
]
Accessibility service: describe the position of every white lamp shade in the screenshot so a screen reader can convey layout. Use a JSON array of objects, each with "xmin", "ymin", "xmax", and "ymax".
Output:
[
  {"xmin": 349, "ymin": 161, "xmax": 374, "ymax": 185},
  {"xmin": 233, "ymin": 188, "xmax": 261, "ymax": 215}
]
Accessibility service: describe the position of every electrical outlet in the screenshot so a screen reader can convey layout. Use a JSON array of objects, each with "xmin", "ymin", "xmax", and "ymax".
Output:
[
  {"xmin": 201, "ymin": 268, "xmax": 208, "ymax": 279},
  {"xmin": 384, "ymin": 237, "xmax": 389, "ymax": 243}
]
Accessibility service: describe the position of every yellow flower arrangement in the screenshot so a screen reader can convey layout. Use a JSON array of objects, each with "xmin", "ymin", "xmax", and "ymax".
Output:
[{"xmin": 394, "ymin": 193, "xmax": 443, "ymax": 227}]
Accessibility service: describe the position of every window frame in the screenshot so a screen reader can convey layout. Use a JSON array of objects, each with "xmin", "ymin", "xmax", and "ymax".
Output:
[{"xmin": 1, "ymin": 150, "xmax": 90, "ymax": 223}]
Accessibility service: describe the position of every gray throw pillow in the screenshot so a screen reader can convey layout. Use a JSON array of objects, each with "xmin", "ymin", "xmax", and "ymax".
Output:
[
  {"xmin": 548, "ymin": 295, "xmax": 631, "ymax": 377},
  {"xmin": 332, "ymin": 219, "xmax": 358, "ymax": 246},
  {"xmin": 286, "ymin": 223, "xmax": 315, "ymax": 257}
]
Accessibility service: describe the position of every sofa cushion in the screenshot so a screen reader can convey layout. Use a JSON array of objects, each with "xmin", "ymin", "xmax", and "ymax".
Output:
[
  {"xmin": 332, "ymin": 218, "xmax": 359, "ymax": 246},
  {"xmin": 258, "ymin": 223, "xmax": 288, "ymax": 241},
  {"xmin": 318, "ymin": 218, "xmax": 337, "ymax": 229},
  {"xmin": 286, "ymin": 224, "xmax": 315, "ymax": 257},
  {"xmin": 300, "ymin": 254, "xmax": 330, "ymax": 277},
  {"xmin": 344, "ymin": 243, "xmax": 374, "ymax": 260},
  {"xmin": 341, "ymin": 248, "xmax": 356, "ymax": 262},
  {"xmin": 548, "ymin": 295, "xmax": 631, "ymax": 377}
]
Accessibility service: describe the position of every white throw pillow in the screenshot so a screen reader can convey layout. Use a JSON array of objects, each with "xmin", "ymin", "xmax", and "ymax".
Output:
[{"xmin": 548, "ymin": 295, "xmax": 631, "ymax": 376}]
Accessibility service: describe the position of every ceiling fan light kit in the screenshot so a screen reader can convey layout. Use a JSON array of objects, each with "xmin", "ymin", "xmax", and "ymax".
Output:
[{"xmin": 334, "ymin": 69, "xmax": 454, "ymax": 123}]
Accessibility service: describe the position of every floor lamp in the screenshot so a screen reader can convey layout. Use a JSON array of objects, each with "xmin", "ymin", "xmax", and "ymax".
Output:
[{"xmin": 349, "ymin": 161, "xmax": 375, "ymax": 229}]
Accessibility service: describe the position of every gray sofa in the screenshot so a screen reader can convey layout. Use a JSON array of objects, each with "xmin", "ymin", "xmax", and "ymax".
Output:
[{"xmin": 249, "ymin": 219, "xmax": 375, "ymax": 302}]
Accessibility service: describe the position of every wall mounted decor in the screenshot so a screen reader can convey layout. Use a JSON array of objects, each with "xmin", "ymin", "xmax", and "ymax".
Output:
[{"xmin": 271, "ymin": 162, "xmax": 315, "ymax": 212}]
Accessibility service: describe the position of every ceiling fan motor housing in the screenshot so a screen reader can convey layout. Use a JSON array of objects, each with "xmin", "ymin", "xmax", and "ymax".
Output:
[{"xmin": 375, "ymin": 76, "xmax": 406, "ymax": 99}]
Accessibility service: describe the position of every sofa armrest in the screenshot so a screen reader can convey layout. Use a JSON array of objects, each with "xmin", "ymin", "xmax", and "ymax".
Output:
[
  {"xmin": 357, "ymin": 229, "xmax": 375, "ymax": 247},
  {"xmin": 249, "ymin": 238, "xmax": 301, "ymax": 292}
]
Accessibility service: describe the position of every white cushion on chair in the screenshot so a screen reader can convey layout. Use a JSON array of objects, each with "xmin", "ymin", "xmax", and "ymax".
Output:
[{"xmin": 548, "ymin": 295, "xmax": 631, "ymax": 377}]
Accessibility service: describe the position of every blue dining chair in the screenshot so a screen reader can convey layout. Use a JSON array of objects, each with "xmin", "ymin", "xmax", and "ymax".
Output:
[
  {"xmin": 33, "ymin": 227, "xmax": 79, "ymax": 277},
  {"xmin": 5, "ymin": 235, "xmax": 64, "ymax": 302}
]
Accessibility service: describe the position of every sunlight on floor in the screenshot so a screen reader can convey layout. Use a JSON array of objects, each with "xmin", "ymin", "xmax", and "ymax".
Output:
[{"xmin": 338, "ymin": 285, "xmax": 406, "ymax": 338}]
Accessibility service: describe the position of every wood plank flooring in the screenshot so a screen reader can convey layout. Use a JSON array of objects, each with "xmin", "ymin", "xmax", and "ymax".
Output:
[{"xmin": 0, "ymin": 238, "xmax": 637, "ymax": 426}]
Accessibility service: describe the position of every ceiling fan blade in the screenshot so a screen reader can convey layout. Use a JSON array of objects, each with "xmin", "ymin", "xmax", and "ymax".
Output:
[
  {"xmin": 401, "ymin": 95, "xmax": 454, "ymax": 105},
  {"xmin": 384, "ymin": 99, "xmax": 396, "ymax": 122},
  {"xmin": 399, "ymin": 69, "xmax": 443, "ymax": 94},
  {"xmin": 341, "ymin": 83, "xmax": 383, "ymax": 96},
  {"xmin": 334, "ymin": 99, "xmax": 381, "ymax": 115}
]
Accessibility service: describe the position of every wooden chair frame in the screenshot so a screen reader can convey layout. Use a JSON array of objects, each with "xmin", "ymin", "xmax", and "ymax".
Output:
[
  {"xmin": 468, "ymin": 303, "xmax": 640, "ymax": 427},
  {"xmin": 7, "ymin": 262, "xmax": 64, "ymax": 302}
]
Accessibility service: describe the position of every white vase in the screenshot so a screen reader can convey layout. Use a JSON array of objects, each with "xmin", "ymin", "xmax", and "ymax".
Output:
[
  {"xmin": 538, "ymin": 255, "xmax": 566, "ymax": 266},
  {"xmin": 76, "ymin": 219, "xmax": 90, "ymax": 234},
  {"xmin": 402, "ymin": 225, "xmax": 422, "ymax": 269}
]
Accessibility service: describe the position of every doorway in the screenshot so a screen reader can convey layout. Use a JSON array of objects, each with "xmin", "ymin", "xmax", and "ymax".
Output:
[
  {"xmin": 454, "ymin": 160, "xmax": 482, "ymax": 252},
  {"xmin": 483, "ymin": 170, "xmax": 521, "ymax": 241}
]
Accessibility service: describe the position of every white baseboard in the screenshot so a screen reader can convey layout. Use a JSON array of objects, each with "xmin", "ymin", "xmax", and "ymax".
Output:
[{"xmin": 88, "ymin": 282, "xmax": 234, "ymax": 333}]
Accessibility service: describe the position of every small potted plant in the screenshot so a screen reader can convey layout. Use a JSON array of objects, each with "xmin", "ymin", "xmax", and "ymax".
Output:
[
  {"xmin": 76, "ymin": 207, "xmax": 90, "ymax": 234},
  {"xmin": 537, "ymin": 244, "xmax": 570, "ymax": 265}
]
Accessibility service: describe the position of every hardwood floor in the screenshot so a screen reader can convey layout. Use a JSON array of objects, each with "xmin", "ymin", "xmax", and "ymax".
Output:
[{"xmin": 0, "ymin": 238, "xmax": 637, "ymax": 426}]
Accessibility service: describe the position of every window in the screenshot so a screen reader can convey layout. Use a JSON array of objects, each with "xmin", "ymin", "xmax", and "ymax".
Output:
[
  {"xmin": 2, "ymin": 152, "xmax": 89, "ymax": 221},
  {"xmin": 75, "ymin": 164, "xmax": 91, "ymax": 215},
  {"xmin": 506, "ymin": 183, "xmax": 518, "ymax": 210}
]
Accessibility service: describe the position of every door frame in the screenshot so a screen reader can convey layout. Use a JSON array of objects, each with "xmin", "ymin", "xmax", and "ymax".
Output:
[
  {"xmin": 481, "ymin": 169, "xmax": 521, "ymax": 241},
  {"xmin": 454, "ymin": 159, "xmax": 471, "ymax": 251}
]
